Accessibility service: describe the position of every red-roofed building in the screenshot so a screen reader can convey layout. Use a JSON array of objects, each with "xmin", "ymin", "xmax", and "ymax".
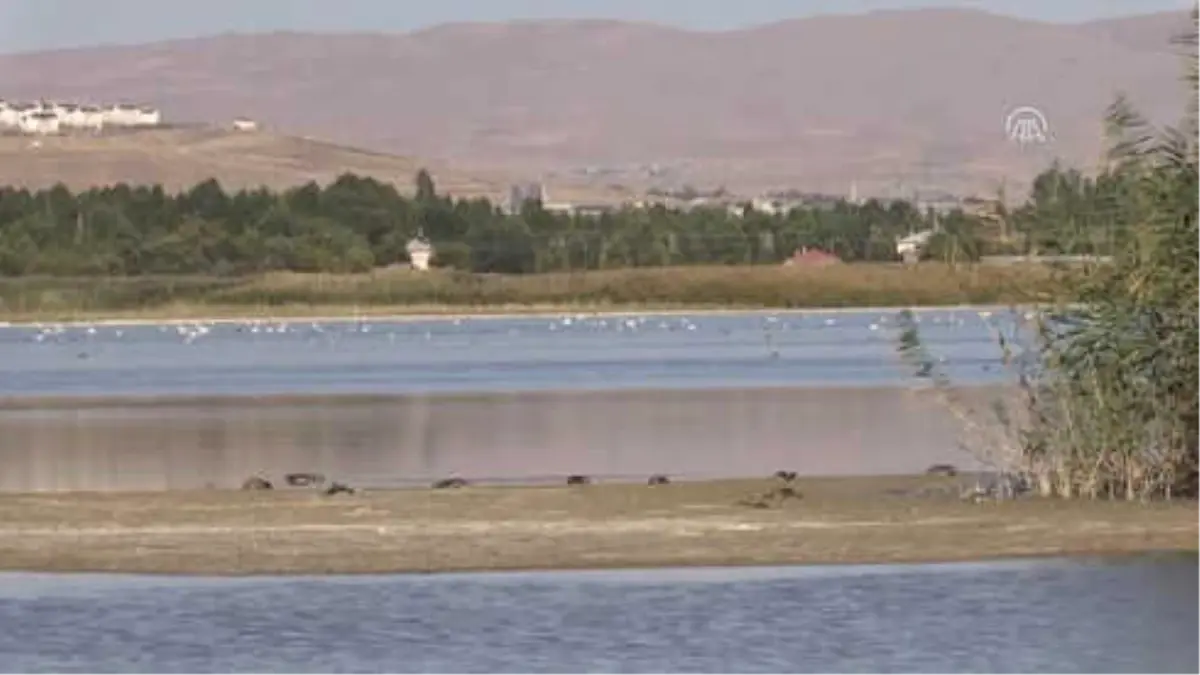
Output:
[{"xmin": 783, "ymin": 247, "xmax": 842, "ymax": 267}]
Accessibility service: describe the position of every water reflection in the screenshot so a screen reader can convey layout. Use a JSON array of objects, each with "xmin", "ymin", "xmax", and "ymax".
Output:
[
  {"xmin": 0, "ymin": 555, "xmax": 1193, "ymax": 672},
  {"xmin": 0, "ymin": 386, "xmax": 1003, "ymax": 492}
]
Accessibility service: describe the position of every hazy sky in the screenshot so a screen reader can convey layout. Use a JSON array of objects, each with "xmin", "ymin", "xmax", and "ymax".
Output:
[{"xmin": 0, "ymin": 0, "xmax": 1191, "ymax": 53}]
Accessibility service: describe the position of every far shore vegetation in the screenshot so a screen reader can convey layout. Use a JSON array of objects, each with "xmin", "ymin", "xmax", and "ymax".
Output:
[
  {"xmin": 0, "ymin": 107, "xmax": 1129, "ymax": 321},
  {"xmin": 0, "ymin": 163, "xmax": 1120, "ymax": 280},
  {"xmin": 0, "ymin": 263, "xmax": 1067, "ymax": 321}
]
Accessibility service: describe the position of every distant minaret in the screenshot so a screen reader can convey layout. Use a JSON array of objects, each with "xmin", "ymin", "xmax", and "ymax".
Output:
[{"xmin": 849, "ymin": 180, "xmax": 859, "ymax": 204}]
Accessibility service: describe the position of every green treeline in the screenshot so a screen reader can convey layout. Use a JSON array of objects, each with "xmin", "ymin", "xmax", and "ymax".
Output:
[{"xmin": 0, "ymin": 165, "xmax": 1136, "ymax": 277}]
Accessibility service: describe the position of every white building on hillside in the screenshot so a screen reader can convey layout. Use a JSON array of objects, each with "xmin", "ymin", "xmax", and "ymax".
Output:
[
  {"xmin": 232, "ymin": 117, "xmax": 259, "ymax": 132},
  {"xmin": 101, "ymin": 103, "xmax": 160, "ymax": 127},
  {"xmin": 135, "ymin": 106, "xmax": 162, "ymax": 126},
  {"xmin": 1, "ymin": 102, "xmax": 36, "ymax": 129},
  {"xmin": 75, "ymin": 105, "xmax": 105, "ymax": 131},
  {"xmin": 18, "ymin": 111, "xmax": 61, "ymax": 135},
  {"xmin": 0, "ymin": 99, "xmax": 160, "ymax": 134},
  {"xmin": 0, "ymin": 101, "xmax": 18, "ymax": 128},
  {"xmin": 102, "ymin": 103, "xmax": 138, "ymax": 126},
  {"xmin": 60, "ymin": 104, "xmax": 107, "ymax": 131},
  {"xmin": 56, "ymin": 103, "xmax": 86, "ymax": 127}
]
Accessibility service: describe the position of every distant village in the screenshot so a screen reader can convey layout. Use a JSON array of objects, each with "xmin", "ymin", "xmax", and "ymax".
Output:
[
  {"xmin": 496, "ymin": 182, "xmax": 1005, "ymax": 267},
  {"xmin": 504, "ymin": 181, "xmax": 989, "ymax": 220},
  {"xmin": 500, "ymin": 181, "xmax": 1005, "ymax": 264},
  {"xmin": 0, "ymin": 99, "xmax": 167, "ymax": 134}
]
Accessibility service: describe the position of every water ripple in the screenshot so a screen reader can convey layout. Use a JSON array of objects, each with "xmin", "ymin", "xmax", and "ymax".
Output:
[{"xmin": 0, "ymin": 555, "xmax": 1193, "ymax": 673}]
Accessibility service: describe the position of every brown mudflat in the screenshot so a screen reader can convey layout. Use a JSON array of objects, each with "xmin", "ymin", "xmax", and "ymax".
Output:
[{"xmin": 0, "ymin": 476, "xmax": 1193, "ymax": 575}]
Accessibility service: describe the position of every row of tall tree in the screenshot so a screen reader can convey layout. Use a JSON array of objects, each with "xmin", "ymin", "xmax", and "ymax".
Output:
[{"xmin": 0, "ymin": 164, "xmax": 1140, "ymax": 277}]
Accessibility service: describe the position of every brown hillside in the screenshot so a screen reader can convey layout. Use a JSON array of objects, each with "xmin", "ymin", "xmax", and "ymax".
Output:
[
  {"xmin": 0, "ymin": 127, "xmax": 623, "ymax": 201},
  {"xmin": 1072, "ymin": 11, "xmax": 1196, "ymax": 53},
  {"xmin": 0, "ymin": 9, "xmax": 1192, "ymax": 198}
]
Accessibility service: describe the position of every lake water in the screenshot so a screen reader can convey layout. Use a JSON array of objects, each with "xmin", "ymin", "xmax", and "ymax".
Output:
[
  {"xmin": 0, "ymin": 555, "xmax": 1194, "ymax": 673},
  {"xmin": 0, "ymin": 386, "xmax": 1003, "ymax": 491},
  {"xmin": 0, "ymin": 308, "xmax": 1024, "ymax": 398},
  {"xmin": 1, "ymin": 313, "xmax": 1193, "ymax": 674},
  {"xmin": 0, "ymin": 308, "xmax": 1030, "ymax": 491}
]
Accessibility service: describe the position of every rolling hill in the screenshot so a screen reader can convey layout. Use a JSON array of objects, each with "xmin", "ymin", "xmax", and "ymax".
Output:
[
  {"xmin": 0, "ymin": 8, "xmax": 1192, "ymax": 199},
  {"xmin": 0, "ymin": 126, "xmax": 625, "ymax": 202}
]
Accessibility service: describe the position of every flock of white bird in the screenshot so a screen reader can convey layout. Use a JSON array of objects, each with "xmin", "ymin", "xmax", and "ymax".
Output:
[{"xmin": 4, "ymin": 308, "xmax": 1030, "ymax": 350}]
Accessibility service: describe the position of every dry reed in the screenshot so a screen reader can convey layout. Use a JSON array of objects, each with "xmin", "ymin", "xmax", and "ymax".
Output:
[{"xmin": 0, "ymin": 263, "xmax": 1062, "ymax": 321}]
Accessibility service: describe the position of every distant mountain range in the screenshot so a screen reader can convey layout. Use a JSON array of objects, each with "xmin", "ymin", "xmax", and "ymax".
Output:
[{"xmin": 0, "ymin": 8, "xmax": 1193, "ymax": 200}]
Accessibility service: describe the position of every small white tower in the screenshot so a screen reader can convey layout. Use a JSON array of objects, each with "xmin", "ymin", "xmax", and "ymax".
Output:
[{"xmin": 406, "ymin": 231, "xmax": 433, "ymax": 271}]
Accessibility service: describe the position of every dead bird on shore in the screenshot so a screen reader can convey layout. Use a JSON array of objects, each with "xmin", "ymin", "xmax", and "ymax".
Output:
[
  {"xmin": 647, "ymin": 474, "xmax": 671, "ymax": 486},
  {"xmin": 433, "ymin": 477, "xmax": 470, "ymax": 489},
  {"xmin": 324, "ymin": 482, "xmax": 356, "ymax": 496},
  {"xmin": 241, "ymin": 476, "xmax": 273, "ymax": 491},
  {"xmin": 285, "ymin": 472, "xmax": 326, "ymax": 487},
  {"xmin": 925, "ymin": 464, "xmax": 958, "ymax": 478},
  {"xmin": 566, "ymin": 475, "xmax": 591, "ymax": 486}
]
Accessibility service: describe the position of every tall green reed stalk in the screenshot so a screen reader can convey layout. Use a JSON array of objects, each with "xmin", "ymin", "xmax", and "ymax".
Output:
[{"xmin": 896, "ymin": 11, "xmax": 1199, "ymax": 500}]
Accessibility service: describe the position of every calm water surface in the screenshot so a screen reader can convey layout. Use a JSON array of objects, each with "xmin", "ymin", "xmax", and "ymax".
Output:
[
  {"xmin": 0, "ymin": 555, "xmax": 1194, "ymax": 673},
  {"xmin": 0, "ymin": 386, "xmax": 999, "ymax": 490},
  {"xmin": 0, "ymin": 308, "xmax": 1025, "ymax": 398},
  {"xmin": 0, "ymin": 307, "xmax": 1030, "ymax": 491}
]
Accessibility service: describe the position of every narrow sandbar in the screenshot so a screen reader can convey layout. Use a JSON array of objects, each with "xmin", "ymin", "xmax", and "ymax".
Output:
[{"xmin": 1, "ymin": 476, "xmax": 1193, "ymax": 576}]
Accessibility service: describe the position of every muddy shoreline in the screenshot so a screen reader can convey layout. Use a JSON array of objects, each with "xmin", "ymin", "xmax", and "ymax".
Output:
[{"xmin": 1, "ymin": 477, "xmax": 1193, "ymax": 576}]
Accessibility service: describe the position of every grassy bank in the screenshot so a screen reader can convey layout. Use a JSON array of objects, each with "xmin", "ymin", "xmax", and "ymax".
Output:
[
  {"xmin": 0, "ymin": 263, "xmax": 1065, "ymax": 322},
  {"xmin": 0, "ymin": 476, "xmax": 1192, "ymax": 575}
]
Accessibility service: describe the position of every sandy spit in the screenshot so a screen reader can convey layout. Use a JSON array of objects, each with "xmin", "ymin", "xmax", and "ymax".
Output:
[{"xmin": 0, "ymin": 477, "xmax": 1193, "ymax": 576}]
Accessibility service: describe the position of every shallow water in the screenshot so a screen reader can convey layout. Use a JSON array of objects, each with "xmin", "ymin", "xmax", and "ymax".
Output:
[
  {"xmin": 0, "ymin": 308, "xmax": 1023, "ymax": 398},
  {"xmin": 0, "ymin": 386, "xmax": 1001, "ymax": 491},
  {"xmin": 0, "ymin": 307, "xmax": 1027, "ymax": 492},
  {"xmin": 0, "ymin": 555, "xmax": 1194, "ymax": 673}
]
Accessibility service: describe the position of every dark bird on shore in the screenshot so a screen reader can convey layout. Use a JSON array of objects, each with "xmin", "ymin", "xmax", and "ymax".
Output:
[
  {"xmin": 433, "ymin": 477, "xmax": 470, "ymax": 489},
  {"xmin": 925, "ymin": 464, "xmax": 958, "ymax": 477},
  {"xmin": 774, "ymin": 470, "xmax": 798, "ymax": 482},
  {"xmin": 566, "ymin": 475, "xmax": 591, "ymax": 485},
  {"xmin": 285, "ymin": 472, "xmax": 326, "ymax": 487},
  {"xmin": 324, "ymin": 482, "xmax": 355, "ymax": 496},
  {"xmin": 647, "ymin": 474, "xmax": 670, "ymax": 486},
  {"xmin": 776, "ymin": 486, "xmax": 800, "ymax": 500}
]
